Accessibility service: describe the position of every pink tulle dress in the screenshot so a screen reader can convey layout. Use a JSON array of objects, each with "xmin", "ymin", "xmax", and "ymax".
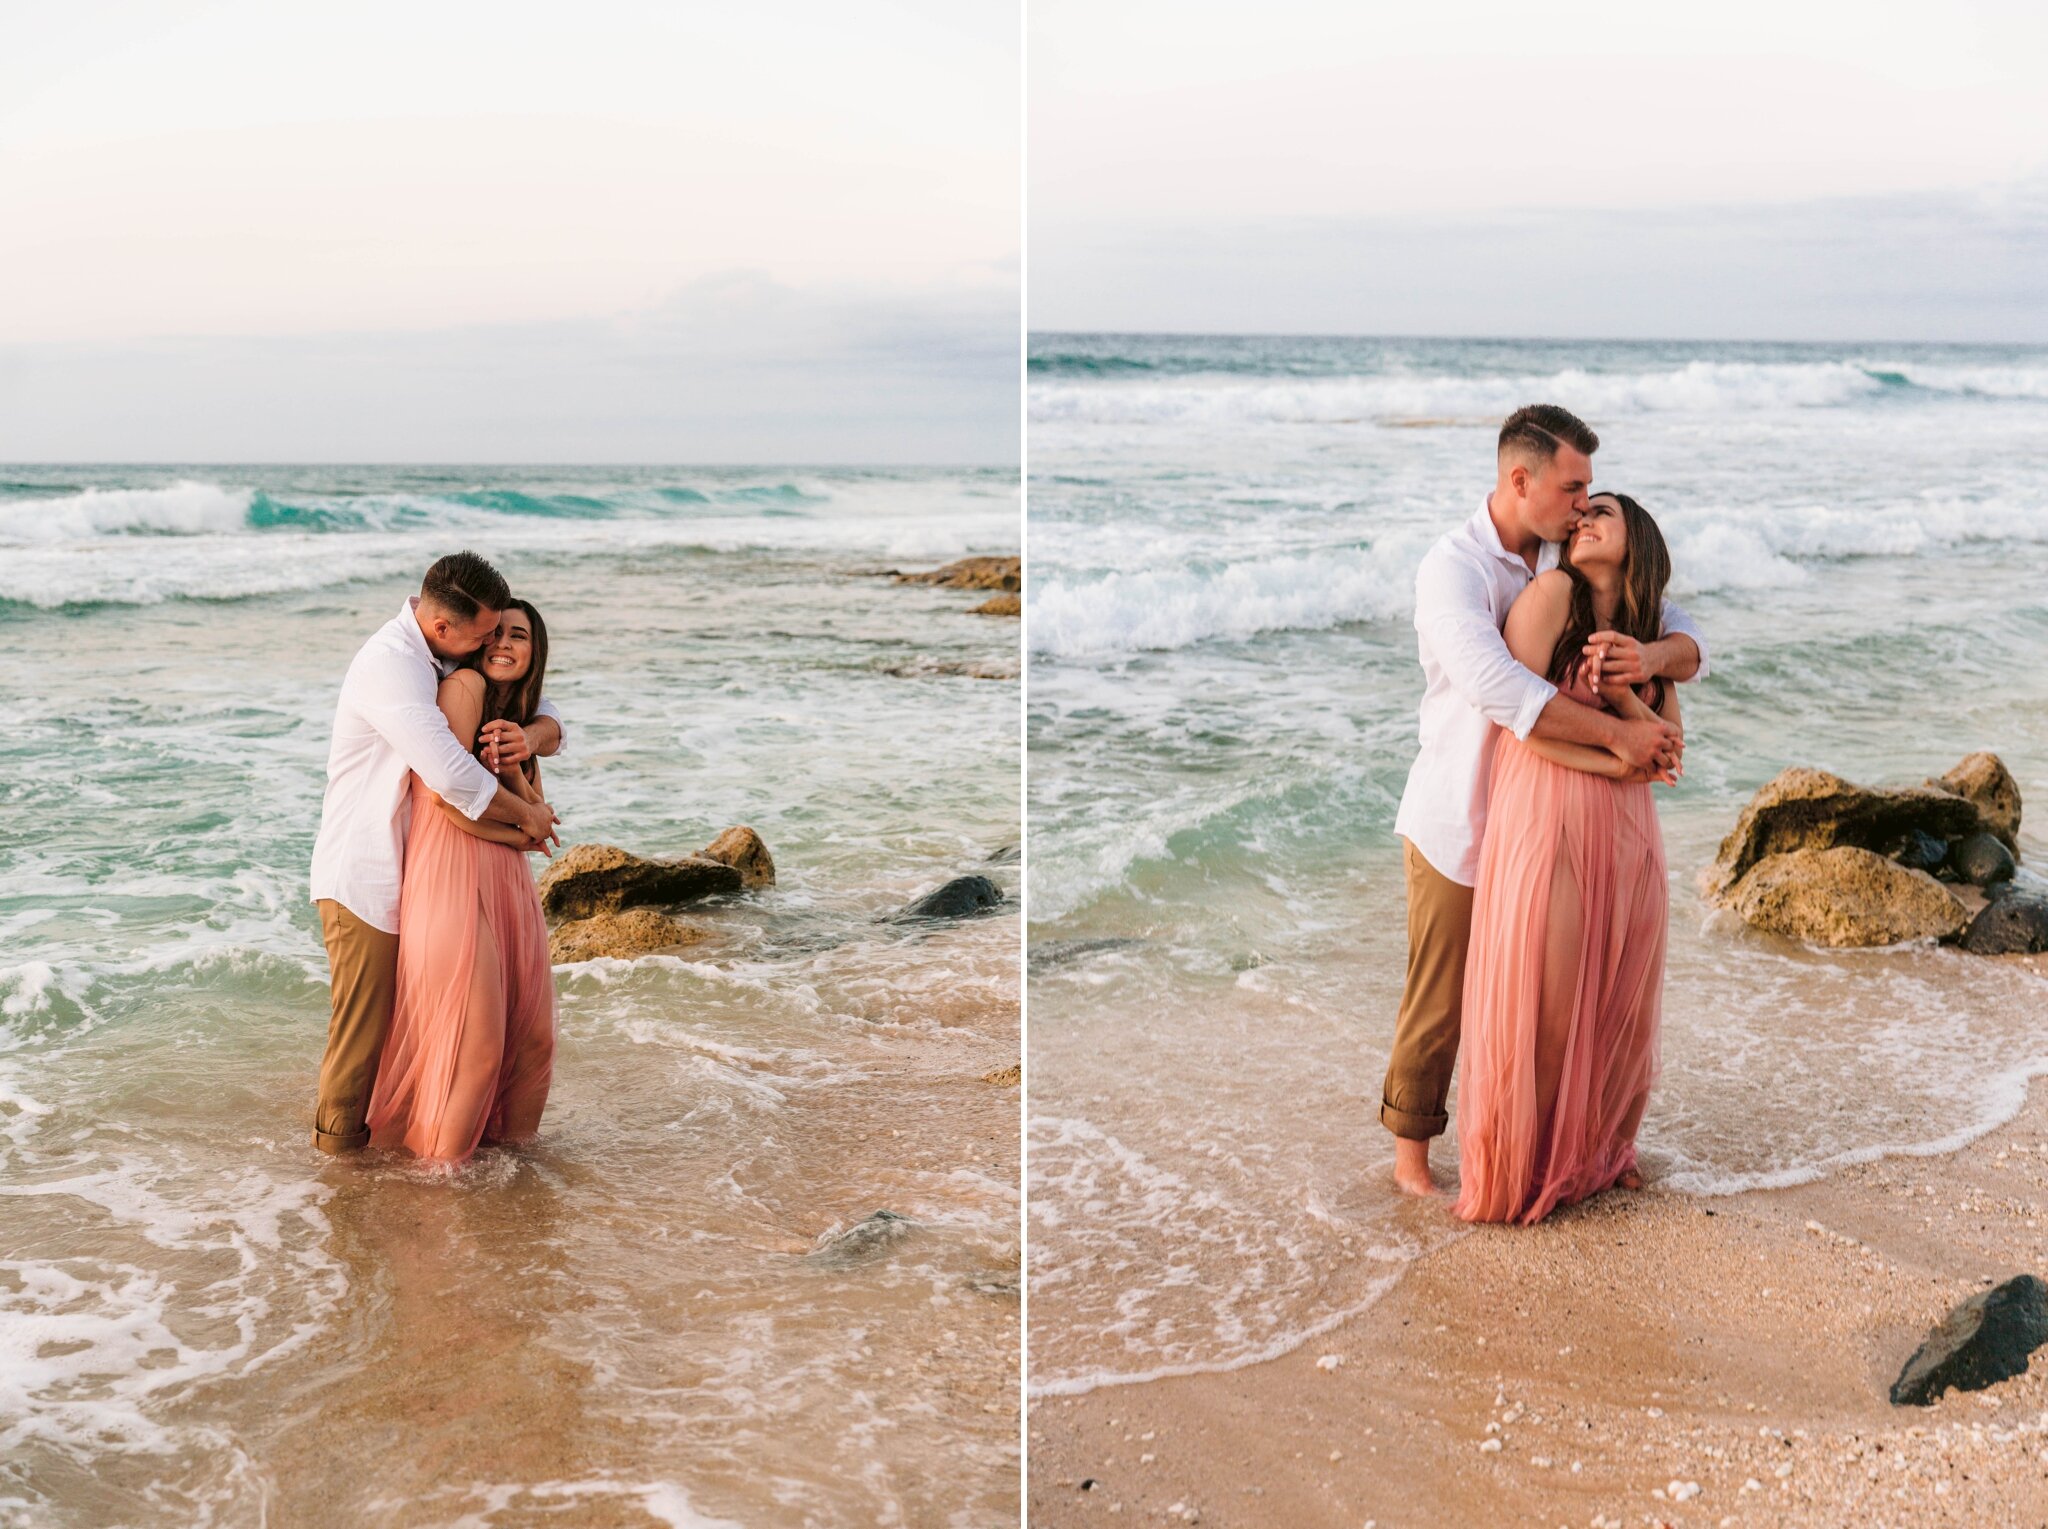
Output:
[
  {"xmin": 366, "ymin": 776, "xmax": 555, "ymax": 1163},
  {"xmin": 1453, "ymin": 675, "xmax": 1667, "ymax": 1225}
]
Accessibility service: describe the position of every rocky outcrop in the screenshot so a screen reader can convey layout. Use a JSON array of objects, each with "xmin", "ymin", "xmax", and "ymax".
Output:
[
  {"xmin": 1723, "ymin": 846, "xmax": 1968, "ymax": 948},
  {"xmin": 537, "ymin": 844, "xmax": 742, "ymax": 920},
  {"xmin": 699, "ymin": 826, "xmax": 775, "ymax": 888},
  {"xmin": 1930, "ymin": 752, "xmax": 2022, "ymax": 854},
  {"xmin": 808, "ymin": 1210, "xmax": 919, "ymax": 1266},
  {"xmin": 1705, "ymin": 768, "xmax": 1984, "ymax": 903},
  {"xmin": 1962, "ymin": 890, "xmax": 2048, "ymax": 955},
  {"xmin": 980, "ymin": 1064, "xmax": 1022, "ymax": 1086},
  {"xmin": 550, "ymin": 908, "xmax": 704, "ymax": 964},
  {"xmin": 1706, "ymin": 755, "xmax": 2030, "ymax": 948},
  {"xmin": 895, "ymin": 875, "xmax": 1004, "ymax": 922},
  {"xmin": 1891, "ymin": 1275, "xmax": 2048, "ymax": 1406},
  {"xmin": 970, "ymin": 593, "xmax": 1021, "ymax": 617},
  {"xmin": 894, "ymin": 556, "xmax": 1020, "ymax": 592}
]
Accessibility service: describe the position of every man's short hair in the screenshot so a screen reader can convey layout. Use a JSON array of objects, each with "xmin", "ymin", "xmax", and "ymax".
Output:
[
  {"xmin": 1498, "ymin": 404, "xmax": 1599, "ymax": 469},
  {"xmin": 420, "ymin": 551, "xmax": 511, "ymax": 622}
]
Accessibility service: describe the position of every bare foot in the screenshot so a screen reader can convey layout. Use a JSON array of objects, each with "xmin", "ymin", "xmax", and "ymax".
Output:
[
  {"xmin": 1392, "ymin": 1137, "xmax": 1442, "ymax": 1197},
  {"xmin": 1616, "ymin": 1169, "xmax": 1644, "ymax": 1190}
]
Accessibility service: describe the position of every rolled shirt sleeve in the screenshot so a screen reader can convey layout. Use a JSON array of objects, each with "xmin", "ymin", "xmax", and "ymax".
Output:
[
  {"xmin": 535, "ymin": 694, "xmax": 566, "ymax": 756},
  {"xmin": 1659, "ymin": 598, "xmax": 1710, "ymax": 682},
  {"xmin": 1415, "ymin": 548, "xmax": 1558, "ymax": 741},
  {"xmin": 355, "ymin": 650, "xmax": 500, "ymax": 819}
]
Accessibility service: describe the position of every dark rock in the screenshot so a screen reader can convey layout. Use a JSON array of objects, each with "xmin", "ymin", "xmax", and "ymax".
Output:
[
  {"xmin": 986, "ymin": 843, "xmax": 1020, "ymax": 865},
  {"xmin": 699, "ymin": 825, "xmax": 775, "ymax": 888},
  {"xmin": 1951, "ymin": 832, "xmax": 2016, "ymax": 888},
  {"xmin": 809, "ymin": 1210, "xmax": 919, "ymax": 1266},
  {"xmin": 893, "ymin": 556, "xmax": 1020, "ymax": 592},
  {"xmin": 1722, "ymin": 846, "xmax": 1967, "ymax": 948},
  {"xmin": 896, "ymin": 875, "xmax": 1003, "ymax": 921},
  {"xmin": 1028, "ymin": 936, "xmax": 1145, "ymax": 972},
  {"xmin": 1961, "ymin": 891, "xmax": 2048, "ymax": 955},
  {"xmin": 1705, "ymin": 768, "xmax": 1984, "ymax": 904},
  {"xmin": 1893, "ymin": 830, "xmax": 1951, "ymax": 874},
  {"xmin": 1890, "ymin": 1275, "xmax": 2048, "ymax": 1406},
  {"xmin": 549, "ymin": 908, "xmax": 705, "ymax": 964},
  {"xmin": 1929, "ymin": 752, "xmax": 2022, "ymax": 856},
  {"xmin": 537, "ymin": 844, "xmax": 742, "ymax": 920}
]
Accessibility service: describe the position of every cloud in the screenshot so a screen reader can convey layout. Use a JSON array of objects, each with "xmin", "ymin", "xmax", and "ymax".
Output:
[
  {"xmin": 1030, "ymin": 181, "xmax": 2048, "ymax": 341},
  {"xmin": 0, "ymin": 273, "xmax": 1020, "ymax": 464}
]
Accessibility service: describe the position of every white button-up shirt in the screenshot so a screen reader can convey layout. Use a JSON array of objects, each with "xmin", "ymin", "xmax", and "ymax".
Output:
[
  {"xmin": 1393, "ymin": 499, "xmax": 1708, "ymax": 887},
  {"xmin": 309, "ymin": 598, "xmax": 565, "ymax": 932}
]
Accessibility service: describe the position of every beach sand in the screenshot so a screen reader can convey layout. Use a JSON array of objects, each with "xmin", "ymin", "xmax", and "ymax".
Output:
[{"xmin": 1029, "ymin": 1060, "xmax": 2048, "ymax": 1526}]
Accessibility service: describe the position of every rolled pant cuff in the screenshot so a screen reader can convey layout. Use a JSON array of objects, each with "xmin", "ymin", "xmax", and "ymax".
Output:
[
  {"xmin": 1380, "ymin": 1100, "xmax": 1448, "ymax": 1140},
  {"xmin": 312, "ymin": 1124, "xmax": 371, "ymax": 1155}
]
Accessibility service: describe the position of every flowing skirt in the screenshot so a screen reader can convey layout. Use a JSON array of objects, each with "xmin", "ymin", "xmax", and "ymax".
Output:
[
  {"xmin": 367, "ymin": 778, "xmax": 555, "ymax": 1163},
  {"xmin": 1453, "ymin": 731, "xmax": 1666, "ymax": 1225}
]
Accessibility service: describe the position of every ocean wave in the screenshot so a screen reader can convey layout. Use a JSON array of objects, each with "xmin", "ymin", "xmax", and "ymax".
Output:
[
  {"xmin": 1031, "ymin": 495, "xmax": 2048, "ymax": 656},
  {"xmin": 0, "ymin": 481, "xmax": 253, "ymax": 544},
  {"xmin": 1027, "ymin": 358, "xmax": 2047, "ymax": 426},
  {"xmin": 1028, "ymin": 543, "xmax": 1421, "ymax": 657},
  {"xmin": 0, "ymin": 490, "xmax": 1017, "ymax": 608}
]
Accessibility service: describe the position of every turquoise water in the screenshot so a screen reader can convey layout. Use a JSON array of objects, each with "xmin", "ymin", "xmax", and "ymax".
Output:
[
  {"xmin": 0, "ymin": 467, "xmax": 1021, "ymax": 1525},
  {"xmin": 1026, "ymin": 335, "xmax": 2048, "ymax": 1394}
]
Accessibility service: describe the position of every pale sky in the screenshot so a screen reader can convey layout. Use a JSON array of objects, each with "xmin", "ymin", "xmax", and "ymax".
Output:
[
  {"xmin": 1030, "ymin": 0, "xmax": 2048, "ymax": 340},
  {"xmin": 0, "ymin": 0, "xmax": 1020, "ymax": 462}
]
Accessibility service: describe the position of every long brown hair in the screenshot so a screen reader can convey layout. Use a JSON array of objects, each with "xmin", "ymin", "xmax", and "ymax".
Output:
[
  {"xmin": 1545, "ymin": 492, "xmax": 1672, "ymax": 706},
  {"xmin": 463, "ymin": 597, "xmax": 549, "ymax": 779}
]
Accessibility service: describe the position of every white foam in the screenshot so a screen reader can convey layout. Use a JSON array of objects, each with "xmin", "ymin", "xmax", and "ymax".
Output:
[
  {"xmin": 0, "ymin": 482, "xmax": 252, "ymax": 544},
  {"xmin": 1031, "ymin": 360, "xmax": 1896, "ymax": 427},
  {"xmin": 1027, "ymin": 542, "xmax": 1419, "ymax": 657}
]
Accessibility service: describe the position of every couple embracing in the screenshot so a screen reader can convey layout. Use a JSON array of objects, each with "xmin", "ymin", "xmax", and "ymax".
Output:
[
  {"xmin": 308, "ymin": 552, "xmax": 565, "ymax": 1165},
  {"xmin": 1383, "ymin": 405, "xmax": 1708, "ymax": 1224}
]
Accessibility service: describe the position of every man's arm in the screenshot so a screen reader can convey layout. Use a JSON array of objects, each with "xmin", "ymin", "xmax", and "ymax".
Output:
[
  {"xmin": 1414, "ymin": 550, "xmax": 1559, "ymax": 740},
  {"xmin": 354, "ymin": 655, "xmax": 559, "ymax": 846},
  {"xmin": 353, "ymin": 651, "xmax": 500, "ymax": 819}
]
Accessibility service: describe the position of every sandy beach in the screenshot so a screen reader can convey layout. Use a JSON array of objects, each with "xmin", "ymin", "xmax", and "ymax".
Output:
[{"xmin": 1029, "ymin": 1035, "xmax": 2048, "ymax": 1527}]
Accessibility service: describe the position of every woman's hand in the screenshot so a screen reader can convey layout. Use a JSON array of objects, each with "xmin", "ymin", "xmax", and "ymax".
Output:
[{"xmin": 479, "ymin": 719, "xmax": 531, "ymax": 771}]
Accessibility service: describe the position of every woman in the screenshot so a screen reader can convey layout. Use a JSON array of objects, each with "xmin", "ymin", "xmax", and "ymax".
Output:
[
  {"xmin": 367, "ymin": 599, "xmax": 557, "ymax": 1163},
  {"xmin": 1453, "ymin": 494, "xmax": 1677, "ymax": 1224}
]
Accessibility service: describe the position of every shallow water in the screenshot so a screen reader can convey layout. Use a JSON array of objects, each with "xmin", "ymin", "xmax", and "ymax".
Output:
[
  {"xmin": 0, "ymin": 467, "xmax": 1021, "ymax": 1525},
  {"xmin": 1025, "ymin": 335, "xmax": 2048, "ymax": 1394}
]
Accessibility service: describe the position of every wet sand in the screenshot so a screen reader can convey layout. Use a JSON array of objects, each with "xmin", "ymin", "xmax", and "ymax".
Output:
[{"xmin": 1029, "ymin": 1070, "xmax": 2048, "ymax": 1527}]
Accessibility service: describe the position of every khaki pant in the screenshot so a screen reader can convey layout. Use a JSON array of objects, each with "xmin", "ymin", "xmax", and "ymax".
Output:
[
  {"xmin": 1380, "ymin": 838, "xmax": 1476, "ymax": 1140},
  {"xmin": 313, "ymin": 899, "xmax": 400, "ymax": 1154}
]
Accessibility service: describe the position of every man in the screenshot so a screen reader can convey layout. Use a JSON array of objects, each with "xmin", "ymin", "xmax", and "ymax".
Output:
[
  {"xmin": 1382, "ymin": 405, "xmax": 1708, "ymax": 1195},
  {"xmin": 307, "ymin": 551, "xmax": 565, "ymax": 1156}
]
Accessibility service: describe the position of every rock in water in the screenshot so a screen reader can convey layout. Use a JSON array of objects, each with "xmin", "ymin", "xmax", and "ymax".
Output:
[
  {"xmin": 1893, "ymin": 829, "xmax": 1950, "ymax": 874},
  {"xmin": 1961, "ymin": 890, "xmax": 2048, "ymax": 955},
  {"xmin": 699, "ymin": 825, "xmax": 776, "ymax": 888},
  {"xmin": 1931, "ymin": 752, "xmax": 2022, "ymax": 855},
  {"xmin": 1890, "ymin": 1275, "xmax": 2048, "ymax": 1406},
  {"xmin": 809, "ymin": 1210, "xmax": 919, "ymax": 1266},
  {"xmin": 550, "ymin": 908, "xmax": 704, "ymax": 963},
  {"xmin": 1705, "ymin": 768, "xmax": 1984, "ymax": 903},
  {"xmin": 537, "ymin": 844, "xmax": 743, "ymax": 919},
  {"xmin": 893, "ymin": 556, "xmax": 1020, "ymax": 592},
  {"xmin": 980, "ymin": 1064, "xmax": 1022, "ymax": 1086},
  {"xmin": 970, "ymin": 593, "xmax": 1021, "ymax": 617},
  {"xmin": 1724, "ymin": 846, "xmax": 1968, "ymax": 947},
  {"xmin": 896, "ymin": 875, "xmax": 1004, "ymax": 921},
  {"xmin": 1951, "ymin": 831, "xmax": 2017, "ymax": 888}
]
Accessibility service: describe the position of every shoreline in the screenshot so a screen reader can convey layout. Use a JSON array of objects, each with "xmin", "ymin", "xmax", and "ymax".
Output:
[{"xmin": 1029, "ymin": 1037, "xmax": 2048, "ymax": 1526}]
